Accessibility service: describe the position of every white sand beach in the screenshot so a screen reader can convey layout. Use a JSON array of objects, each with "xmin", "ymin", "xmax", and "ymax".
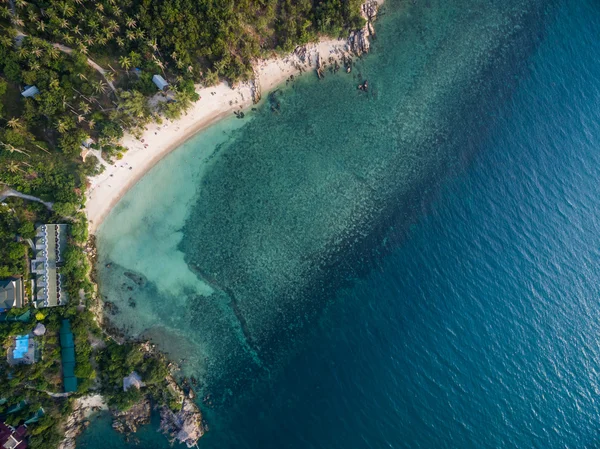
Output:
[{"xmin": 85, "ymin": 38, "xmax": 351, "ymax": 233}]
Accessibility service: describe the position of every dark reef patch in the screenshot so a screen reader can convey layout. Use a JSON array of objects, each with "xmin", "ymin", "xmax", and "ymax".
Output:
[{"xmin": 180, "ymin": 0, "xmax": 556, "ymax": 402}]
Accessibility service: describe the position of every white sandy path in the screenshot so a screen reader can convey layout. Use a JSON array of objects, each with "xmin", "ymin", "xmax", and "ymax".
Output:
[{"xmin": 85, "ymin": 38, "xmax": 350, "ymax": 233}]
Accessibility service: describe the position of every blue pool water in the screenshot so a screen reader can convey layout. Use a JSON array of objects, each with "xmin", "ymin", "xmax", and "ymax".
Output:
[
  {"xmin": 81, "ymin": 0, "xmax": 600, "ymax": 447},
  {"xmin": 12, "ymin": 335, "xmax": 28, "ymax": 360}
]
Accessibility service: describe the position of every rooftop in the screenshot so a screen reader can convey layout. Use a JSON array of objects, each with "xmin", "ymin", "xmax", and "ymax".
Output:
[
  {"xmin": 21, "ymin": 85, "xmax": 39, "ymax": 98},
  {"xmin": 0, "ymin": 423, "xmax": 27, "ymax": 449},
  {"xmin": 123, "ymin": 371, "xmax": 145, "ymax": 392},
  {"xmin": 0, "ymin": 278, "xmax": 24, "ymax": 311},
  {"xmin": 152, "ymin": 74, "xmax": 168, "ymax": 90},
  {"xmin": 31, "ymin": 224, "xmax": 68, "ymax": 308}
]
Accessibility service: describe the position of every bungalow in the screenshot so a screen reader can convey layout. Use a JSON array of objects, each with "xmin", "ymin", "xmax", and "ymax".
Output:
[
  {"xmin": 0, "ymin": 277, "xmax": 24, "ymax": 311},
  {"xmin": 123, "ymin": 371, "xmax": 145, "ymax": 392},
  {"xmin": 152, "ymin": 74, "xmax": 168, "ymax": 91},
  {"xmin": 20, "ymin": 85, "xmax": 39, "ymax": 98},
  {"xmin": 81, "ymin": 137, "xmax": 95, "ymax": 149}
]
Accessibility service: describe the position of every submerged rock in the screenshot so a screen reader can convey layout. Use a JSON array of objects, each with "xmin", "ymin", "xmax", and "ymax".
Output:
[{"xmin": 123, "ymin": 270, "xmax": 146, "ymax": 286}]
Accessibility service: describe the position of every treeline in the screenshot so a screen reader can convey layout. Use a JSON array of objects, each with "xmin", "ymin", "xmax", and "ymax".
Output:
[{"xmin": 10, "ymin": 0, "xmax": 365, "ymax": 84}]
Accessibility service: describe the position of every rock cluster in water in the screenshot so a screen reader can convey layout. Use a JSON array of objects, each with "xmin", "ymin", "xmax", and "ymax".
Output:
[
  {"xmin": 159, "ymin": 399, "xmax": 205, "ymax": 448},
  {"xmin": 111, "ymin": 398, "xmax": 151, "ymax": 434}
]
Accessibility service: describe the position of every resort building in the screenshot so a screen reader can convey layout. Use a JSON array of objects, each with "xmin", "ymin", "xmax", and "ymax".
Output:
[
  {"xmin": 152, "ymin": 74, "xmax": 169, "ymax": 91},
  {"xmin": 123, "ymin": 371, "xmax": 145, "ymax": 392},
  {"xmin": 6, "ymin": 334, "xmax": 37, "ymax": 366},
  {"xmin": 0, "ymin": 278, "xmax": 24, "ymax": 311},
  {"xmin": 30, "ymin": 224, "xmax": 68, "ymax": 308},
  {"xmin": 0, "ymin": 423, "xmax": 27, "ymax": 449},
  {"xmin": 59, "ymin": 320, "xmax": 77, "ymax": 393}
]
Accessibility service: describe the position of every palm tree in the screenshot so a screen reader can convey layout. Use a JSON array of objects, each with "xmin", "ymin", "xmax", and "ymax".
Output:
[
  {"xmin": 55, "ymin": 119, "xmax": 68, "ymax": 133},
  {"xmin": 17, "ymin": 47, "xmax": 29, "ymax": 59},
  {"xmin": 125, "ymin": 29, "xmax": 135, "ymax": 41},
  {"xmin": 87, "ymin": 119, "xmax": 95, "ymax": 130},
  {"xmin": 0, "ymin": 35, "xmax": 12, "ymax": 48},
  {"xmin": 156, "ymin": 59, "xmax": 166, "ymax": 77},
  {"xmin": 50, "ymin": 79, "xmax": 60, "ymax": 90},
  {"xmin": 79, "ymin": 101, "xmax": 91, "ymax": 115},
  {"xmin": 15, "ymin": 0, "xmax": 29, "ymax": 9},
  {"xmin": 36, "ymin": 21, "xmax": 46, "ymax": 32},
  {"xmin": 115, "ymin": 36, "xmax": 124, "ymax": 47},
  {"xmin": 119, "ymin": 55, "xmax": 131, "ymax": 74},
  {"xmin": 7, "ymin": 162, "xmax": 23, "ymax": 174},
  {"xmin": 60, "ymin": 1, "xmax": 74, "ymax": 17},
  {"xmin": 125, "ymin": 17, "xmax": 136, "ymax": 28},
  {"xmin": 92, "ymin": 80, "xmax": 107, "ymax": 94},
  {"xmin": 104, "ymin": 71, "xmax": 115, "ymax": 83},
  {"xmin": 7, "ymin": 118, "xmax": 24, "ymax": 130},
  {"xmin": 48, "ymin": 46, "xmax": 59, "ymax": 59},
  {"xmin": 62, "ymin": 33, "xmax": 74, "ymax": 44},
  {"xmin": 11, "ymin": 16, "xmax": 25, "ymax": 27}
]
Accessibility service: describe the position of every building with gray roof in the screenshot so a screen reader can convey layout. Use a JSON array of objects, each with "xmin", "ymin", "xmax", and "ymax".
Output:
[
  {"xmin": 152, "ymin": 74, "xmax": 168, "ymax": 90},
  {"xmin": 31, "ymin": 224, "xmax": 68, "ymax": 308},
  {"xmin": 0, "ymin": 278, "xmax": 24, "ymax": 311}
]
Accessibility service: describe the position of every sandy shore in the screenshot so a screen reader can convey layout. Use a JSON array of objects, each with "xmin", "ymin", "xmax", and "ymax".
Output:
[{"xmin": 85, "ymin": 38, "xmax": 351, "ymax": 233}]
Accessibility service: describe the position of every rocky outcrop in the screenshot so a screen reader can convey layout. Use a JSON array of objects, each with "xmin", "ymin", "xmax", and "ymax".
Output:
[
  {"xmin": 348, "ymin": 0, "xmax": 381, "ymax": 55},
  {"xmin": 251, "ymin": 68, "xmax": 262, "ymax": 104},
  {"xmin": 58, "ymin": 395, "xmax": 107, "ymax": 449},
  {"xmin": 159, "ymin": 398, "xmax": 205, "ymax": 448},
  {"xmin": 112, "ymin": 398, "xmax": 151, "ymax": 434}
]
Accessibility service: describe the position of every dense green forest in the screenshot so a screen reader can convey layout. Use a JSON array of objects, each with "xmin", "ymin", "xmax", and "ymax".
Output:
[{"xmin": 0, "ymin": 1, "xmax": 367, "ymax": 447}]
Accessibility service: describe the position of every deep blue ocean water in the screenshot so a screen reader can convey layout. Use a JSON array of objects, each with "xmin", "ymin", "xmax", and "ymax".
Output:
[{"xmin": 80, "ymin": 0, "xmax": 600, "ymax": 447}]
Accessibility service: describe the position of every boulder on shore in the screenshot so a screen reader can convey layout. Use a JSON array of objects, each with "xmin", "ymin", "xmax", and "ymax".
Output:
[{"xmin": 159, "ymin": 398, "xmax": 205, "ymax": 448}]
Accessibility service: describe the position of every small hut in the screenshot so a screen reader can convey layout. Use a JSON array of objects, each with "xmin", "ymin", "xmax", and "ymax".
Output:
[
  {"xmin": 123, "ymin": 371, "xmax": 145, "ymax": 391},
  {"xmin": 32, "ymin": 323, "xmax": 46, "ymax": 336},
  {"xmin": 21, "ymin": 85, "xmax": 40, "ymax": 98},
  {"xmin": 152, "ymin": 74, "xmax": 169, "ymax": 91}
]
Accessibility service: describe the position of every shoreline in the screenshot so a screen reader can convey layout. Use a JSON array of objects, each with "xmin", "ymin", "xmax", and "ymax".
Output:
[{"xmin": 85, "ymin": 37, "xmax": 354, "ymax": 234}]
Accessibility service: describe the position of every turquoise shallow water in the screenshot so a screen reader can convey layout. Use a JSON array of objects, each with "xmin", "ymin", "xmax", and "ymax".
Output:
[{"xmin": 81, "ymin": 0, "xmax": 600, "ymax": 447}]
